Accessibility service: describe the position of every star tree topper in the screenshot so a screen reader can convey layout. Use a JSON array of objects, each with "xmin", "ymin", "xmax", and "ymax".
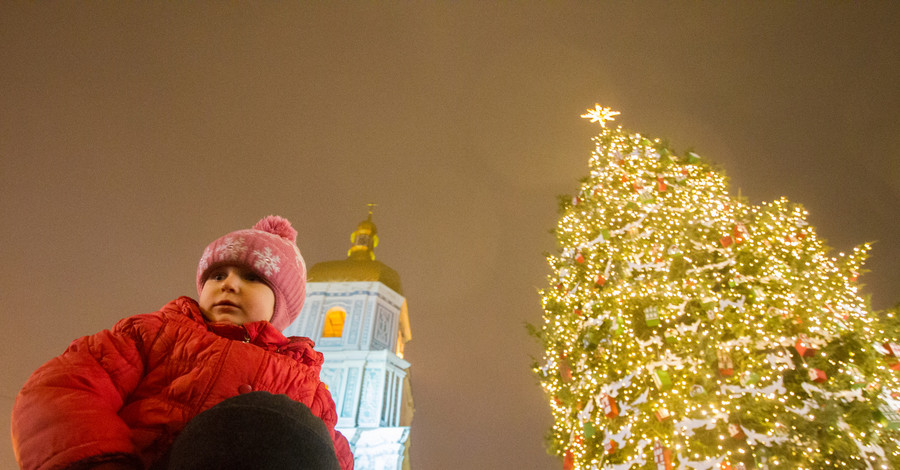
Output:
[{"xmin": 581, "ymin": 104, "xmax": 620, "ymax": 127}]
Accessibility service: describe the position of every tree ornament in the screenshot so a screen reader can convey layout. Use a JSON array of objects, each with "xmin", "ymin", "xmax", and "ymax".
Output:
[
  {"xmin": 584, "ymin": 421, "xmax": 595, "ymax": 438},
  {"xmin": 664, "ymin": 328, "xmax": 677, "ymax": 344},
  {"xmin": 795, "ymin": 335, "xmax": 816, "ymax": 357},
  {"xmin": 884, "ymin": 342, "xmax": 900, "ymax": 357},
  {"xmin": 604, "ymin": 439, "xmax": 618, "ymax": 454},
  {"xmin": 645, "ymin": 306, "xmax": 660, "ymax": 327},
  {"xmin": 572, "ymin": 433, "xmax": 583, "ymax": 446},
  {"xmin": 732, "ymin": 223, "xmax": 748, "ymax": 243},
  {"xmin": 611, "ymin": 315, "xmax": 624, "ymax": 335},
  {"xmin": 600, "ymin": 394, "xmax": 619, "ymax": 418},
  {"xmin": 808, "ymin": 368, "xmax": 827, "ymax": 383},
  {"xmin": 728, "ymin": 423, "xmax": 745, "ymax": 440},
  {"xmin": 596, "ymin": 228, "xmax": 612, "ymax": 242},
  {"xmin": 717, "ymin": 349, "xmax": 734, "ymax": 376},
  {"xmin": 657, "ymin": 175, "xmax": 667, "ymax": 192},
  {"xmin": 653, "ymin": 439, "xmax": 674, "ymax": 470},
  {"xmin": 560, "ymin": 355, "xmax": 573, "ymax": 382},
  {"xmin": 563, "ymin": 450, "xmax": 574, "ymax": 470},
  {"xmin": 653, "ymin": 370, "xmax": 672, "ymax": 390},
  {"xmin": 878, "ymin": 394, "xmax": 900, "ymax": 430},
  {"xmin": 575, "ymin": 251, "xmax": 585, "ymax": 264},
  {"xmin": 580, "ymin": 104, "xmax": 620, "ymax": 127},
  {"xmin": 655, "ymin": 407, "xmax": 672, "ymax": 421},
  {"xmin": 740, "ymin": 371, "xmax": 760, "ymax": 386}
]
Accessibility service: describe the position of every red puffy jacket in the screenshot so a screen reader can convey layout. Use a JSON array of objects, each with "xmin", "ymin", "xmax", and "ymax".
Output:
[{"xmin": 11, "ymin": 297, "xmax": 354, "ymax": 470}]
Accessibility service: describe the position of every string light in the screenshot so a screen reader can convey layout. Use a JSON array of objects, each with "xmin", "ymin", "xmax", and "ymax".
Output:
[{"xmin": 532, "ymin": 107, "xmax": 900, "ymax": 469}]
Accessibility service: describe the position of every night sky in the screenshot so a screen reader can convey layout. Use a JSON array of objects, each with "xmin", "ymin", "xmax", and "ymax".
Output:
[{"xmin": 2, "ymin": 3, "xmax": 899, "ymax": 469}]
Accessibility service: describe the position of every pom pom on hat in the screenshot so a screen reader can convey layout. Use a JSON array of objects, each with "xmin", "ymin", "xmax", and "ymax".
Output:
[
  {"xmin": 253, "ymin": 215, "xmax": 298, "ymax": 243},
  {"xmin": 197, "ymin": 215, "xmax": 307, "ymax": 330}
]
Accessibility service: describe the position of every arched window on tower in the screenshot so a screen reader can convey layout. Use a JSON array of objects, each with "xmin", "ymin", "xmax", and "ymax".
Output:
[{"xmin": 322, "ymin": 307, "xmax": 347, "ymax": 338}]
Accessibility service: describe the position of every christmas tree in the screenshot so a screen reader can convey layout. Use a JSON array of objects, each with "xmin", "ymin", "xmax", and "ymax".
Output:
[{"xmin": 533, "ymin": 106, "xmax": 900, "ymax": 469}]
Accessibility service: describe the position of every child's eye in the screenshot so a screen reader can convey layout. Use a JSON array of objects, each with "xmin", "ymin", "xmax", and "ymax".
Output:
[
  {"xmin": 211, "ymin": 272, "xmax": 227, "ymax": 281},
  {"xmin": 244, "ymin": 273, "xmax": 263, "ymax": 282}
]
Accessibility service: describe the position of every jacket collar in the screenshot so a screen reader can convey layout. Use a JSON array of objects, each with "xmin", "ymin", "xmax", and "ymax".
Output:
[
  {"xmin": 211, "ymin": 320, "xmax": 296, "ymax": 350},
  {"xmin": 173, "ymin": 297, "xmax": 322, "ymax": 365}
]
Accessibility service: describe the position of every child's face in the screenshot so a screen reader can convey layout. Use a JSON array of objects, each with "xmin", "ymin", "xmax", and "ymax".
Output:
[{"xmin": 198, "ymin": 265, "xmax": 276, "ymax": 325}]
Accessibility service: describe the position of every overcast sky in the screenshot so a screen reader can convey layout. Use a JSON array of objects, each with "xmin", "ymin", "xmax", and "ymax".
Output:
[{"xmin": 2, "ymin": 3, "xmax": 899, "ymax": 469}]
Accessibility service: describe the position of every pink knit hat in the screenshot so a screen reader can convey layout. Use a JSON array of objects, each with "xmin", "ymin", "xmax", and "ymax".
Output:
[{"xmin": 196, "ymin": 215, "xmax": 307, "ymax": 330}]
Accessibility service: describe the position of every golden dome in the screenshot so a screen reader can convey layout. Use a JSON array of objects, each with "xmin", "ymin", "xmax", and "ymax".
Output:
[{"xmin": 307, "ymin": 209, "xmax": 403, "ymax": 295}]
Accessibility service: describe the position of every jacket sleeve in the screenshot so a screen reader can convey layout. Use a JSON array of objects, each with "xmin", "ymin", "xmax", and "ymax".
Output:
[
  {"xmin": 310, "ymin": 381, "xmax": 355, "ymax": 470},
  {"xmin": 11, "ymin": 316, "xmax": 151, "ymax": 470}
]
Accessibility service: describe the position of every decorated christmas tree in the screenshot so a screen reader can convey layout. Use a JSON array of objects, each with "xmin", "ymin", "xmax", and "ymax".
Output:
[{"xmin": 533, "ymin": 106, "xmax": 900, "ymax": 469}]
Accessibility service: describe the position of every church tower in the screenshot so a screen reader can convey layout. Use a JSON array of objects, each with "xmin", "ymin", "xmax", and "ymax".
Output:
[{"xmin": 283, "ymin": 209, "xmax": 414, "ymax": 469}]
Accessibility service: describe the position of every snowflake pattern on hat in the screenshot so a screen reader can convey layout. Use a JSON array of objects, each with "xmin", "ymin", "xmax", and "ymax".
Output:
[
  {"xmin": 198, "ymin": 246, "xmax": 213, "ymax": 272},
  {"xmin": 253, "ymin": 246, "xmax": 281, "ymax": 276},
  {"xmin": 216, "ymin": 237, "xmax": 248, "ymax": 261}
]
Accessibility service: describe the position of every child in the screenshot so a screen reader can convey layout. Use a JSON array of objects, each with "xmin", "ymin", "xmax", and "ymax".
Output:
[{"xmin": 11, "ymin": 216, "xmax": 354, "ymax": 470}]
